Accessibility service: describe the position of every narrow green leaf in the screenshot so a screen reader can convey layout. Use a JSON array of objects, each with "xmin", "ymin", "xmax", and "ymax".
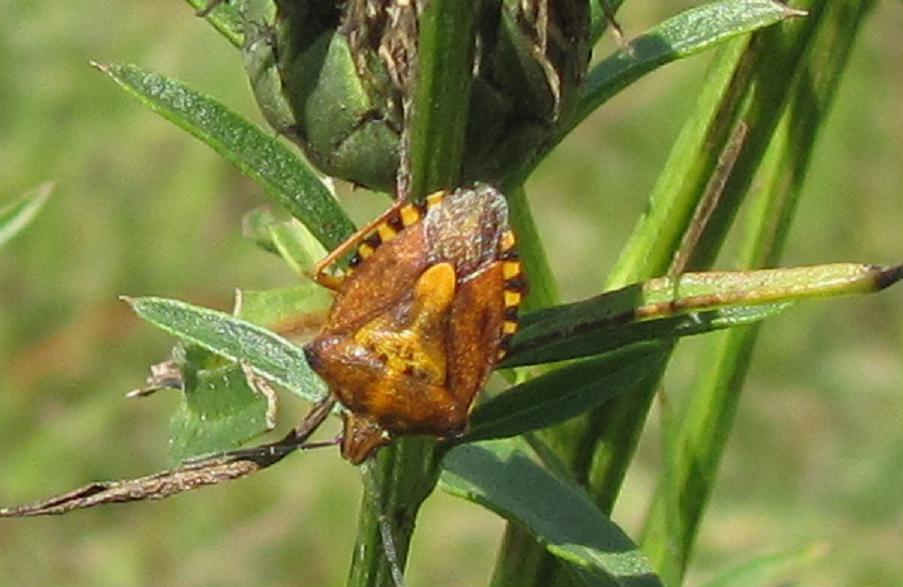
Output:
[
  {"xmin": 508, "ymin": 291, "xmax": 780, "ymax": 367},
  {"xmin": 575, "ymin": 0, "xmax": 803, "ymax": 126},
  {"xmin": 94, "ymin": 62, "xmax": 354, "ymax": 249},
  {"xmin": 127, "ymin": 343, "xmax": 276, "ymax": 464},
  {"xmin": 125, "ymin": 296, "xmax": 328, "ymax": 403},
  {"xmin": 466, "ymin": 343, "xmax": 668, "ymax": 443},
  {"xmin": 565, "ymin": 0, "xmax": 814, "ymax": 527},
  {"xmin": 509, "ymin": 0, "xmax": 801, "ymax": 186},
  {"xmin": 441, "ymin": 442, "xmax": 665, "ymax": 587},
  {"xmin": 163, "ymin": 283, "xmax": 330, "ymax": 462},
  {"xmin": 0, "ymin": 182, "xmax": 53, "ymax": 250},
  {"xmin": 506, "ymin": 263, "xmax": 901, "ymax": 367}
]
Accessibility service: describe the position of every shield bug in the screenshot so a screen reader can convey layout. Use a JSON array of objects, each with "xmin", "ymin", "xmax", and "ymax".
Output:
[{"xmin": 305, "ymin": 183, "xmax": 525, "ymax": 463}]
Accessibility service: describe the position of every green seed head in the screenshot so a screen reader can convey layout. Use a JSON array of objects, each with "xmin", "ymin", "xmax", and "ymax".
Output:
[{"xmin": 245, "ymin": 0, "xmax": 589, "ymax": 192}]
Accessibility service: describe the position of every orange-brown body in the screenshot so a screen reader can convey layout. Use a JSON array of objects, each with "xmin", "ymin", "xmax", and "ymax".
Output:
[{"xmin": 305, "ymin": 185, "xmax": 524, "ymax": 463}]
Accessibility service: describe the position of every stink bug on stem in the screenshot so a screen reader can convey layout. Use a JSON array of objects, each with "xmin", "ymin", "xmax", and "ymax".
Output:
[
  {"xmin": 307, "ymin": 183, "xmax": 525, "ymax": 463},
  {"xmin": 0, "ymin": 183, "xmax": 524, "ymax": 516}
]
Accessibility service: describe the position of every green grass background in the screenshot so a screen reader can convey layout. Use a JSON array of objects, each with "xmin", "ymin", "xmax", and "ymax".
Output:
[{"xmin": 1, "ymin": 2, "xmax": 901, "ymax": 586}]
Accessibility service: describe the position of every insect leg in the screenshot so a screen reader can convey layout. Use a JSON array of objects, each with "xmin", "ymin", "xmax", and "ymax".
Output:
[{"xmin": 201, "ymin": 395, "xmax": 337, "ymax": 463}]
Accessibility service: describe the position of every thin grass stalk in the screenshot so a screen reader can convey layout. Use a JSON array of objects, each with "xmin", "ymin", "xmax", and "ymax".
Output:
[
  {"xmin": 641, "ymin": 3, "xmax": 877, "ymax": 584},
  {"xmin": 582, "ymin": 0, "xmax": 835, "ymax": 509},
  {"xmin": 511, "ymin": 3, "xmax": 843, "ymax": 583}
]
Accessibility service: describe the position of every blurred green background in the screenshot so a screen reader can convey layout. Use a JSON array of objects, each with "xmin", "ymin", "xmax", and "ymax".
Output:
[{"xmin": 1, "ymin": 2, "xmax": 900, "ymax": 586}]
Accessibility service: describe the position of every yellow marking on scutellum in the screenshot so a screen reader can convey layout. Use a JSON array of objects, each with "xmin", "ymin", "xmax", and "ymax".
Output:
[
  {"xmin": 502, "ymin": 320, "xmax": 518, "ymax": 335},
  {"xmin": 400, "ymin": 204, "xmax": 421, "ymax": 227},
  {"xmin": 504, "ymin": 290, "xmax": 522, "ymax": 308},
  {"xmin": 502, "ymin": 261, "xmax": 521, "ymax": 280},
  {"xmin": 500, "ymin": 230, "xmax": 516, "ymax": 252},
  {"xmin": 425, "ymin": 191, "xmax": 446, "ymax": 209}
]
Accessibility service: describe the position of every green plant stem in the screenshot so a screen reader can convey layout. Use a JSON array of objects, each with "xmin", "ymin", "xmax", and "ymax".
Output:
[
  {"xmin": 641, "ymin": 3, "xmax": 876, "ymax": 584},
  {"xmin": 346, "ymin": 3, "xmax": 477, "ymax": 586},
  {"xmin": 604, "ymin": 39, "xmax": 749, "ymax": 287},
  {"xmin": 347, "ymin": 438, "xmax": 440, "ymax": 587},
  {"xmin": 505, "ymin": 185, "xmax": 560, "ymax": 312},
  {"xmin": 406, "ymin": 0, "xmax": 476, "ymax": 199}
]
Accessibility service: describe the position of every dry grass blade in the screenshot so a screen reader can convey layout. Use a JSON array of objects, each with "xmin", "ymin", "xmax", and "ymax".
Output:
[{"xmin": 0, "ymin": 459, "xmax": 261, "ymax": 517}]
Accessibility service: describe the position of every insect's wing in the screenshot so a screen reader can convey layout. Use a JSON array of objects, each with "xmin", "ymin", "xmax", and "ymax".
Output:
[{"xmin": 446, "ymin": 262, "xmax": 507, "ymax": 411}]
